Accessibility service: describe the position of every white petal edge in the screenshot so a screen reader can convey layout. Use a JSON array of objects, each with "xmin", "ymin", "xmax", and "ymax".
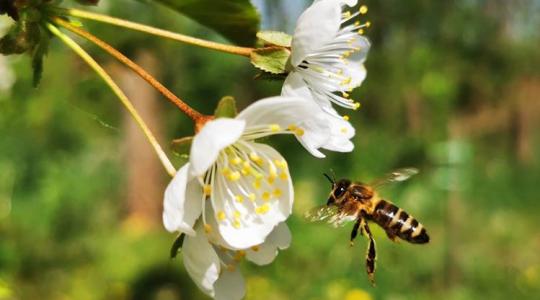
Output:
[
  {"xmin": 183, "ymin": 224, "xmax": 221, "ymax": 297},
  {"xmin": 214, "ymin": 268, "xmax": 246, "ymax": 300},
  {"xmin": 246, "ymin": 222, "xmax": 292, "ymax": 266},
  {"xmin": 163, "ymin": 164, "xmax": 201, "ymax": 236},
  {"xmin": 291, "ymin": 0, "xmax": 342, "ymax": 66},
  {"xmin": 236, "ymin": 96, "xmax": 331, "ymax": 158},
  {"xmin": 190, "ymin": 118, "xmax": 246, "ymax": 177}
]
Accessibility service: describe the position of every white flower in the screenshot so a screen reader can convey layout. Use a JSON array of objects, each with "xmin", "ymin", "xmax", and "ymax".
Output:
[
  {"xmin": 283, "ymin": 0, "xmax": 371, "ymax": 113},
  {"xmin": 0, "ymin": 56, "xmax": 15, "ymax": 93},
  {"xmin": 182, "ymin": 221, "xmax": 291, "ymax": 300},
  {"xmin": 163, "ymin": 96, "xmax": 330, "ymax": 250}
]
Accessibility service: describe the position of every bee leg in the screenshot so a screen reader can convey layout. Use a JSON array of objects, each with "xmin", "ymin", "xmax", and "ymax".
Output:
[
  {"xmin": 363, "ymin": 222, "xmax": 377, "ymax": 286},
  {"xmin": 350, "ymin": 218, "xmax": 364, "ymax": 247}
]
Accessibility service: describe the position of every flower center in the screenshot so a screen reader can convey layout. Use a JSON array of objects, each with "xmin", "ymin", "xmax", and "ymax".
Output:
[{"xmin": 203, "ymin": 140, "xmax": 290, "ymax": 230}]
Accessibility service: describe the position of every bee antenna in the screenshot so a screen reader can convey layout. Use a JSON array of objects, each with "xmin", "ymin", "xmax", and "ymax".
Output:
[
  {"xmin": 323, "ymin": 173, "xmax": 335, "ymax": 185},
  {"xmin": 329, "ymin": 169, "xmax": 337, "ymax": 182}
]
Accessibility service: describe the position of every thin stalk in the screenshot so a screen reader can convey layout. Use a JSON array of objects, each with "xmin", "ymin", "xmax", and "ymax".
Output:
[
  {"xmin": 56, "ymin": 8, "xmax": 254, "ymax": 57},
  {"xmin": 52, "ymin": 16, "xmax": 206, "ymax": 124},
  {"xmin": 46, "ymin": 23, "xmax": 177, "ymax": 177}
]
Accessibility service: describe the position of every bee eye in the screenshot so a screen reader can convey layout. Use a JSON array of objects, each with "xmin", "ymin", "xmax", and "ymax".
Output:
[{"xmin": 334, "ymin": 186, "xmax": 346, "ymax": 198}]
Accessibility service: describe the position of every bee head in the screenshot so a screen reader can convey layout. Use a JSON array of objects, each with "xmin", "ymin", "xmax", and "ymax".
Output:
[{"xmin": 324, "ymin": 172, "xmax": 350, "ymax": 205}]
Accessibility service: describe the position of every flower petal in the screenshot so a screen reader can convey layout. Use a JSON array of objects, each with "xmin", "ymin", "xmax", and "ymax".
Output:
[
  {"xmin": 210, "ymin": 143, "xmax": 294, "ymax": 249},
  {"xmin": 321, "ymin": 107, "xmax": 355, "ymax": 152},
  {"xmin": 282, "ymin": 72, "xmax": 333, "ymax": 111},
  {"xmin": 163, "ymin": 164, "xmax": 201, "ymax": 236},
  {"xmin": 246, "ymin": 222, "xmax": 292, "ymax": 266},
  {"xmin": 236, "ymin": 96, "xmax": 330, "ymax": 158},
  {"xmin": 183, "ymin": 224, "xmax": 221, "ymax": 297},
  {"xmin": 214, "ymin": 268, "xmax": 245, "ymax": 300},
  {"xmin": 190, "ymin": 118, "xmax": 246, "ymax": 177},
  {"xmin": 291, "ymin": 0, "xmax": 342, "ymax": 66}
]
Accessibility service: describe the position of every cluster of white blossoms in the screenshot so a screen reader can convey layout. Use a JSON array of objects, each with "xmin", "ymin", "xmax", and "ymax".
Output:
[{"xmin": 163, "ymin": 1, "xmax": 371, "ymax": 299}]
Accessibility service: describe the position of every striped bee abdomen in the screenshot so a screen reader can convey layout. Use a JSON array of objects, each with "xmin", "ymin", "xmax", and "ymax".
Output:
[{"xmin": 372, "ymin": 200, "xmax": 429, "ymax": 244}]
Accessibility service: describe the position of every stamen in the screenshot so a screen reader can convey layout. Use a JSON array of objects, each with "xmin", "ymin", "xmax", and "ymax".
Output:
[
  {"xmin": 251, "ymin": 245, "xmax": 260, "ymax": 252},
  {"xmin": 204, "ymin": 224, "xmax": 213, "ymax": 233},
  {"xmin": 262, "ymin": 192, "xmax": 271, "ymax": 201},
  {"xmin": 255, "ymin": 203, "xmax": 270, "ymax": 214},
  {"xmin": 273, "ymin": 188, "xmax": 282, "ymax": 197},
  {"xmin": 295, "ymin": 128, "xmax": 305, "ymax": 136},
  {"xmin": 217, "ymin": 211, "xmax": 226, "ymax": 221},
  {"xmin": 269, "ymin": 124, "xmax": 281, "ymax": 132},
  {"xmin": 228, "ymin": 171, "xmax": 241, "ymax": 181},
  {"xmin": 360, "ymin": 5, "xmax": 368, "ymax": 14},
  {"xmin": 235, "ymin": 195, "xmax": 244, "ymax": 203},
  {"xmin": 203, "ymin": 185, "xmax": 212, "ymax": 196},
  {"xmin": 343, "ymin": 115, "xmax": 350, "ymax": 121},
  {"xmin": 248, "ymin": 193, "xmax": 256, "ymax": 202}
]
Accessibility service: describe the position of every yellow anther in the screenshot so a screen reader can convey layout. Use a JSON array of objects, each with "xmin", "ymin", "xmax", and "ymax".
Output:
[
  {"xmin": 287, "ymin": 124, "xmax": 297, "ymax": 131},
  {"xmin": 234, "ymin": 250, "xmax": 245, "ymax": 261},
  {"xmin": 234, "ymin": 210, "xmax": 241, "ymax": 218},
  {"xmin": 360, "ymin": 5, "xmax": 368, "ymax": 14},
  {"xmin": 233, "ymin": 220, "xmax": 241, "ymax": 229},
  {"xmin": 228, "ymin": 171, "xmax": 241, "ymax": 181},
  {"xmin": 341, "ymin": 77, "xmax": 352, "ymax": 85},
  {"xmin": 267, "ymin": 175, "xmax": 276, "ymax": 185},
  {"xmin": 251, "ymin": 246, "xmax": 260, "ymax": 252},
  {"xmin": 366, "ymin": 21, "xmax": 371, "ymax": 28},
  {"xmin": 342, "ymin": 91, "xmax": 350, "ymax": 98},
  {"xmin": 353, "ymin": 102, "xmax": 361, "ymax": 110},
  {"xmin": 295, "ymin": 128, "xmax": 305, "ymax": 136},
  {"xmin": 249, "ymin": 152, "xmax": 263, "ymax": 166},
  {"xmin": 269, "ymin": 124, "xmax": 281, "ymax": 132},
  {"xmin": 251, "ymin": 170, "xmax": 263, "ymax": 180},
  {"xmin": 235, "ymin": 195, "xmax": 244, "ymax": 203},
  {"xmin": 231, "ymin": 157, "xmax": 242, "ymax": 165},
  {"xmin": 217, "ymin": 211, "xmax": 226, "ymax": 221},
  {"xmin": 343, "ymin": 115, "xmax": 350, "ymax": 121},
  {"xmin": 221, "ymin": 167, "xmax": 231, "ymax": 176},
  {"xmin": 252, "ymin": 179, "xmax": 262, "ymax": 189},
  {"xmin": 342, "ymin": 51, "xmax": 351, "ymax": 58},
  {"xmin": 204, "ymin": 224, "xmax": 213, "ymax": 234},
  {"xmin": 273, "ymin": 188, "xmax": 282, "ymax": 198},
  {"xmin": 342, "ymin": 11, "xmax": 351, "ymax": 18},
  {"xmin": 203, "ymin": 185, "xmax": 212, "ymax": 196},
  {"xmin": 340, "ymin": 127, "xmax": 348, "ymax": 134},
  {"xmin": 274, "ymin": 159, "xmax": 287, "ymax": 170},
  {"xmin": 255, "ymin": 203, "xmax": 270, "ymax": 215},
  {"xmin": 262, "ymin": 192, "xmax": 271, "ymax": 201},
  {"xmin": 358, "ymin": 29, "xmax": 365, "ymax": 35},
  {"xmin": 354, "ymin": 21, "xmax": 360, "ymax": 26},
  {"xmin": 248, "ymin": 193, "xmax": 256, "ymax": 202},
  {"xmin": 279, "ymin": 172, "xmax": 288, "ymax": 180}
]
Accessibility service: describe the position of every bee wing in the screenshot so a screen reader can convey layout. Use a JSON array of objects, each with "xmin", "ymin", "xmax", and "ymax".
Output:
[
  {"xmin": 369, "ymin": 168, "xmax": 419, "ymax": 189},
  {"xmin": 304, "ymin": 205, "xmax": 355, "ymax": 228},
  {"xmin": 304, "ymin": 205, "xmax": 340, "ymax": 222}
]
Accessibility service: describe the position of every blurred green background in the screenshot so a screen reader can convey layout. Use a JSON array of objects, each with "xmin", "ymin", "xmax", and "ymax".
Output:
[{"xmin": 1, "ymin": 0, "xmax": 540, "ymax": 299}]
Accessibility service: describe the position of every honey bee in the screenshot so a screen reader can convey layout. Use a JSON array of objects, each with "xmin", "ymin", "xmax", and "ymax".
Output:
[{"xmin": 305, "ymin": 168, "xmax": 429, "ymax": 285}]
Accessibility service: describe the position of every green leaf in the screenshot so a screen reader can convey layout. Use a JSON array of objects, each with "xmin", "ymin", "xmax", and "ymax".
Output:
[
  {"xmin": 256, "ymin": 31, "xmax": 292, "ymax": 47},
  {"xmin": 214, "ymin": 96, "xmax": 237, "ymax": 118},
  {"xmin": 152, "ymin": 0, "xmax": 260, "ymax": 46},
  {"xmin": 169, "ymin": 233, "xmax": 185, "ymax": 259},
  {"xmin": 171, "ymin": 136, "xmax": 193, "ymax": 157},
  {"xmin": 250, "ymin": 47, "xmax": 290, "ymax": 74}
]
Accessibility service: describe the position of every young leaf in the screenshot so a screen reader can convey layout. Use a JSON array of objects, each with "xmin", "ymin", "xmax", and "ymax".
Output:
[
  {"xmin": 256, "ymin": 31, "xmax": 292, "ymax": 47},
  {"xmin": 214, "ymin": 96, "xmax": 237, "ymax": 118},
  {"xmin": 151, "ymin": 0, "xmax": 260, "ymax": 46},
  {"xmin": 170, "ymin": 233, "xmax": 186, "ymax": 259},
  {"xmin": 250, "ymin": 47, "xmax": 291, "ymax": 74}
]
